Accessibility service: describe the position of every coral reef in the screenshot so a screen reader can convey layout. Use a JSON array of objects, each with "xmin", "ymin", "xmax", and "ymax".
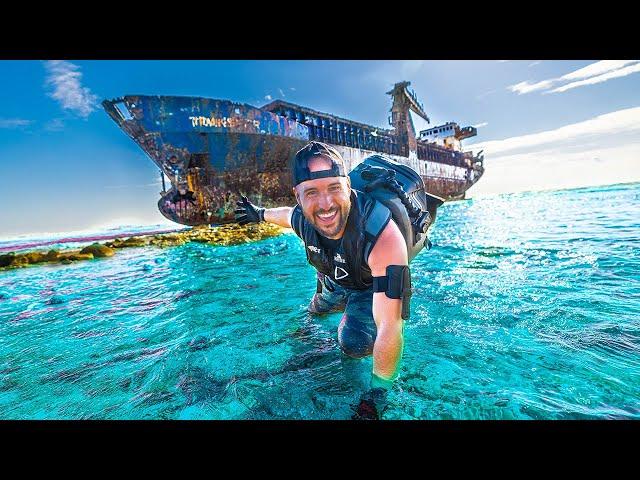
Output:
[
  {"xmin": 0, "ymin": 223, "xmax": 286, "ymax": 271},
  {"xmin": 79, "ymin": 243, "xmax": 116, "ymax": 257}
]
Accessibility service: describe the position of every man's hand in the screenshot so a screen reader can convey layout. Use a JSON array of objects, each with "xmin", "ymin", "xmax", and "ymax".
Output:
[
  {"xmin": 235, "ymin": 194, "xmax": 265, "ymax": 225},
  {"xmin": 351, "ymin": 387, "xmax": 389, "ymax": 420}
]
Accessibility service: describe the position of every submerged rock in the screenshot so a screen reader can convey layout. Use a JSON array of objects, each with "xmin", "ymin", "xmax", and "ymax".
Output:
[
  {"xmin": 46, "ymin": 295, "xmax": 67, "ymax": 305},
  {"xmin": 175, "ymin": 288, "xmax": 201, "ymax": 300},
  {"xmin": 187, "ymin": 336, "xmax": 213, "ymax": 351}
]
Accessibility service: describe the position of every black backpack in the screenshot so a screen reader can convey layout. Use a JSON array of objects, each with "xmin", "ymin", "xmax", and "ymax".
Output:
[{"xmin": 349, "ymin": 154, "xmax": 444, "ymax": 262}]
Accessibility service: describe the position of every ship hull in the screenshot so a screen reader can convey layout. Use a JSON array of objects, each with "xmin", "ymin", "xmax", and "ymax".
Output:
[{"xmin": 103, "ymin": 95, "xmax": 483, "ymax": 226}]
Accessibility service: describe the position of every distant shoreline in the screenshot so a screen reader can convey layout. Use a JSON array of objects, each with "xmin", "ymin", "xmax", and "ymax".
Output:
[{"xmin": 0, "ymin": 227, "xmax": 184, "ymax": 253}]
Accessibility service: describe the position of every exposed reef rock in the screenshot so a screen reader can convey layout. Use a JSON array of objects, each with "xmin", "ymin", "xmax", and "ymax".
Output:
[
  {"xmin": 0, "ymin": 253, "xmax": 15, "ymax": 268},
  {"xmin": 79, "ymin": 243, "xmax": 116, "ymax": 258},
  {"xmin": 67, "ymin": 253, "xmax": 95, "ymax": 261},
  {"xmin": 1, "ymin": 223, "xmax": 286, "ymax": 271},
  {"xmin": 45, "ymin": 250, "xmax": 60, "ymax": 261}
]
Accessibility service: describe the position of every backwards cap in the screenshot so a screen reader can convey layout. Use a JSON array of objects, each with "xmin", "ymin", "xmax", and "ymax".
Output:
[{"xmin": 292, "ymin": 141, "xmax": 346, "ymax": 187}]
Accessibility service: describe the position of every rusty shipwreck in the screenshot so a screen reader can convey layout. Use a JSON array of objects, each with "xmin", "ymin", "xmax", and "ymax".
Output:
[{"xmin": 102, "ymin": 81, "xmax": 484, "ymax": 226}]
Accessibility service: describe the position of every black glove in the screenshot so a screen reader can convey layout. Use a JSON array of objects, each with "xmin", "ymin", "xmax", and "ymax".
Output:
[
  {"xmin": 351, "ymin": 387, "xmax": 389, "ymax": 420},
  {"xmin": 234, "ymin": 194, "xmax": 265, "ymax": 225}
]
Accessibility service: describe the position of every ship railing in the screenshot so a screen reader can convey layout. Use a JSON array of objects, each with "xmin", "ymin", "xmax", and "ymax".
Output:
[
  {"xmin": 423, "ymin": 174, "xmax": 468, "ymax": 181},
  {"xmin": 308, "ymin": 126, "xmax": 401, "ymax": 155},
  {"xmin": 273, "ymin": 105, "xmax": 399, "ymax": 154},
  {"xmin": 417, "ymin": 143, "xmax": 475, "ymax": 168}
]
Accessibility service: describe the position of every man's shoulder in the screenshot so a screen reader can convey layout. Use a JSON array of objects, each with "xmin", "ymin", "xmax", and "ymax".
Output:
[{"xmin": 366, "ymin": 219, "xmax": 408, "ymax": 271}]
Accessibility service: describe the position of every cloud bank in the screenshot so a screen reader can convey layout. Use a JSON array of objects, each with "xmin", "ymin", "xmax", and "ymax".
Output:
[{"xmin": 466, "ymin": 106, "xmax": 640, "ymax": 196}]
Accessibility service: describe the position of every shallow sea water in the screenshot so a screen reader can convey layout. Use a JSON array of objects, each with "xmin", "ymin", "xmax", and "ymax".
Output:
[{"xmin": 1, "ymin": 183, "xmax": 639, "ymax": 419}]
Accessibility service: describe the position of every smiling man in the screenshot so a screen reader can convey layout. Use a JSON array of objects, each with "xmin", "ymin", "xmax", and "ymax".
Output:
[{"xmin": 235, "ymin": 141, "xmax": 411, "ymax": 420}]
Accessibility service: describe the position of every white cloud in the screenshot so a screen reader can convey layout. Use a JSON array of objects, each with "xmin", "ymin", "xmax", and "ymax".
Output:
[
  {"xmin": 0, "ymin": 118, "xmax": 33, "ymax": 128},
  {"xmin": 290, "ymin": 87, "xmax": 296, "ymax": 91},
  {"xmin": 528, "ymin": 61, "xmax": 541, "ymax": 67},
  {"xmin": 549, "ymin": 62, "xmax": 640, "ymax": 93},
  {"xmin": 473, "ymin": 122, "xmax": 488, "ymax": 128},
  {"xmin": 559, "ymin": 60, "xmax": 638, "ymax": 81},
  {"xmin": 508, "ymin": 79, "xmax": 554, "ymax": 94},
  {"xmin": 278, "ymin": 88, "xmax": 285, "ymax": 98},
  {"xmin": 264, "ymin": 94, "xmax": 272, "ymax": 101},
  {"xmin": 507, "ymin": 60, "xmax": 640, "ymax": 95},
  {"xmin": 44, "ymin": 118, "xmax": 65, "ymax": 132},
  {"xmin": 476, "ymin": 89, "xmax": 497, "ymax": 101},
  {"xmin": 468, "ymin": 106, "xmax": 640, "ymax": 157},
  {"xmin": 44, "ymin": 60, "xmax": 98, "ymax": 118}
]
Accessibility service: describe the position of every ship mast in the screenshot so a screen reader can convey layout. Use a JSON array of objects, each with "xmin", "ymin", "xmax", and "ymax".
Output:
[{"xmin": 387, "ymin": 81, "xmax": 430, "ymax": 157}]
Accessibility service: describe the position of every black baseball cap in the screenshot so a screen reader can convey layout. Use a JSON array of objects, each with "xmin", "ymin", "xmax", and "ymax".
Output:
[{"xmin": 291, "ymin": 141, "xmax": 347, "ymax": 187}]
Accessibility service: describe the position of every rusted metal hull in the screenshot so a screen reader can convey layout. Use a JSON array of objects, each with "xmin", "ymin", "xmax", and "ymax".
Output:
[{"xmin": 102, "ymin": 95, "xmax": 483, "ymax": 226}]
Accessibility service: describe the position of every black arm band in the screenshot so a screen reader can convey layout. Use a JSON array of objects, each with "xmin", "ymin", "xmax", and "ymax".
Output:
[{"xmin": 372, "ymin": 265, "xmax": 412, "ymax": 319}]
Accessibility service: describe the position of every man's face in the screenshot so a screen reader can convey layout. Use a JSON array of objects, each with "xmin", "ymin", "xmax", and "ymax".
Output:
[{"xmin": 294, "ymin": 155, "xmax": 351, "ymax": 239}]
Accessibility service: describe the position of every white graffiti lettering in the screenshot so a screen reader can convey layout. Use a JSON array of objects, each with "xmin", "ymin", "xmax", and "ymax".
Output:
[{"xmin": 188, "ymin": 116, "xmax": 262, "ymax": 130}]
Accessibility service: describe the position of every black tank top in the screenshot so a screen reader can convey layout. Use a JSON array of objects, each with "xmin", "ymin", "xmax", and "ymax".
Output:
[{"xmin": 318, "ymin": 235, "xmax": 340, "ymax": 251}]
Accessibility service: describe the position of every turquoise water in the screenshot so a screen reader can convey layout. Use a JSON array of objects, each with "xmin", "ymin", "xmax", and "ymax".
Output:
[{"xmin": 1, "ymin": 183, "xmax": 639, "ymax": 419}]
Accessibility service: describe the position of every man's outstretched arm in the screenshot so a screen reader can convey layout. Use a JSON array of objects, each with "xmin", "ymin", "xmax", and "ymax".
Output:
[
  {"xmin": 234, "ymin": 194, "xmax": 294, "ymax": 228},
  {"xmin": 367, "ymin": 219, "xmax": 408, "ymax": 383},
  {"xmin": 264, "ymin": 207, "xmax": 294, "ymax": 228}
]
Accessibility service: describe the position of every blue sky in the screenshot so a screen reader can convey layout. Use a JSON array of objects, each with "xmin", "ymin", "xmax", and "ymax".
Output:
[{"xmin": 1, "ymin": 60, "xmax": 639, "ymax": 237}]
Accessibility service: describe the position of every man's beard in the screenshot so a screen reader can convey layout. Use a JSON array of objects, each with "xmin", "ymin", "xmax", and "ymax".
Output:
[{"xmin": 306, "ymin": 201, "xmax": 351, "ymax": 238}]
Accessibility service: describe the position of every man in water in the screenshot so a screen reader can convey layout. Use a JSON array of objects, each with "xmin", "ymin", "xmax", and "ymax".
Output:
[{"xmin": 235, "ymin": 141, "xmax": 409, "ymax": 420}]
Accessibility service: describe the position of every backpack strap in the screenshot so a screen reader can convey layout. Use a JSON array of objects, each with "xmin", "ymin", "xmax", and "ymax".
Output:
[{"xmin": 362, "ymin": 200, "xmax": 392, "ymax": 264}]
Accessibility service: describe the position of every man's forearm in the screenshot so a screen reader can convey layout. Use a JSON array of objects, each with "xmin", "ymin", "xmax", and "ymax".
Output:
[
  {"xmin": 371, "ymin": 293, "xmax": 404, "ymax": 382},
  {"xmin": 372, "ymin": 320, "xmax": 403, "ymax": 381},
  {"xmin": 263, "ymin": 207, "xmax": 294, "ymax": 228}
]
